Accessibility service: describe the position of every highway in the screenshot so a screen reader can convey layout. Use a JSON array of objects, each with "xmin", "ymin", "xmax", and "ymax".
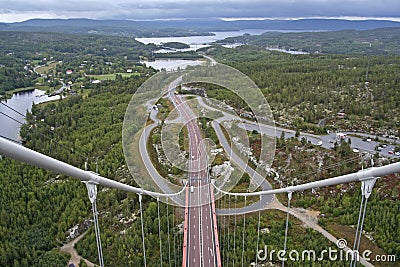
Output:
[{"xmin": 168, "ymin": 90, "xmax": 221, "ymax": 266}]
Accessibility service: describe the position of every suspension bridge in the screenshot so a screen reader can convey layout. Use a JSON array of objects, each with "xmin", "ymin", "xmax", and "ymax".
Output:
[{"xmin": 1, "ymin": 73, "xmax": 399, "ymax": 267}]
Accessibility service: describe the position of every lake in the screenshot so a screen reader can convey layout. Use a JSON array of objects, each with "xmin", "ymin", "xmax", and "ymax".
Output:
[
  {"xmin": 0, "ymin": 89, "xmax": 60, "ymax": 141},
  {"xmin": 136, "ymin": 29, "xmax": 270, "ymax": 46},
  {"xmin": 138, "ymin": 28, "xmax": 310, "ymax": 69},
  {"xmin": 138, "ymin": 29, "xmax": 271, "ymax": 70}
]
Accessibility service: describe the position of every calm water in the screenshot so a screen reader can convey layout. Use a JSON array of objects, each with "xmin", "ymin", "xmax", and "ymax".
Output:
[
  {"xmin": 138, "ymin": 28, "xmax": 309, "ymax": 67},
  {"xmin": 0, "ymin": 89, "xmax": 60, "ymax": 141},
  {"xmin": 136, "ymin": 29, "xmax": 269, "ymax": 46},
  {"xmin": 140, "ymin": 59, "xmax": 204, "ymax": 71},
  {"xmin": 138, "ymin": 29, "xmax": 270, "ymax": 70}
]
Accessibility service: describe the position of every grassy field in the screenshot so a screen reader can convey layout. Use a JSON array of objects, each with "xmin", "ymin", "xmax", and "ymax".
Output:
[
  {"xmin": 35, "ymin": 62, "xmax": 59, "ymax": 75},
  {"xmin": 88, "ymin": 72, "xmax": 140, "ymax": 80},
  {"xmin": 31, "ymin": 59, "xmax": 42, "ymax": 65}
]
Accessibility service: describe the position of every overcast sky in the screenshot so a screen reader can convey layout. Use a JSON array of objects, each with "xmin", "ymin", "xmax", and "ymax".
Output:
[{"xmin": 1, "ymin": 0, "xmax": 400, "ymax": 23}]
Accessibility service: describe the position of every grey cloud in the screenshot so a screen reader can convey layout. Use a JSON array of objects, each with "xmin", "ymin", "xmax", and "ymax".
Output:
[{"xmin": 0, "ymin": 0, "xmax": 399, "ymax": 21}]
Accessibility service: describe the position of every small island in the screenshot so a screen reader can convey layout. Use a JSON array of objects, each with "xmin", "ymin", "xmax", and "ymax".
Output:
[{"xmin": 161, "ymin": 42, "xmax": 191, "ymax": 49}]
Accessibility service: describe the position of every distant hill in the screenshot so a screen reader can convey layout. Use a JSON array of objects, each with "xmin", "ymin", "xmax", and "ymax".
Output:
[
  {"xmin": 0, "ymin": 18, "xmax": 214, "ymax": 37},
  {"xmin": 1, "ymin": 18, "xmax": 400, "ymax": 37},
  {"xmin": 217, "ymin": 27, "xmax": 400, "ymax": 55},
  {"xmin": 205, "ymin": 18, "xmax": 400, "ymax": 31}
]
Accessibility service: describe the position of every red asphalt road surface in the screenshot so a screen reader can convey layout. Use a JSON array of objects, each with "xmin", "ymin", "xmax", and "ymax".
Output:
[{"xmin": 170, "ymin": 92, "xmax": 221, "ymax": 267}]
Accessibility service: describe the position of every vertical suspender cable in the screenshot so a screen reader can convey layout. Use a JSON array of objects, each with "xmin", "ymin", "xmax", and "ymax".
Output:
[
  {"xmin": 139, "ymin": 194, "xmax": 147, "ymax": 267},
  {"xmin": 93, "ymin": 199, "xmax": 104, "ymax": 267},
  {"xmin": 226, "ymin": 195, "xmax": 231, "ymax": 267},
  {"xmin": 350, "ymin": 178, "xmax": 376, "ymax": 267},
  {"xmin": 282, "ymin": 192, "xmax": 292, "ymax": 267},
  {"xmin": 255, "ymin": 195, "xmax": 261, "ymax": 266},
  {"xmin": 351, "ymin": 160, "xmax": 365, "ymax": 267},
  {"xmin": 157, "ymin": 197, "xmax": 163, "ymax": 267},
  {"xmin": 173, "ymin": 205, "xmax": 177, "ymax": 267},
  {"xmin": 241, "ymin": 196, "xmax": 247, "ymax": 267},
  {"xmin": 167, "ymin": 198, "xmax": 172, "ymax": 267},
  {"xmin": 351, "ymin": 198, "xmax": 370, "ymax": 267},
  {"xmin": 85, "ymin": 182, "xmax": 104, "ymax": 267},
  {"xmin": 356, "ymin": 198, "xmax": 369, "ymax": 253},
  {"xmin": 350, "ymin": 194, "xmax": 365, "ymax": 267},
  {"xmin": 233, "ymin": 195, "xmax": 237, "ymax": 266},
  {"xmin": 222, "ymin": 198, "xmax": 226, "ymax": 264}
]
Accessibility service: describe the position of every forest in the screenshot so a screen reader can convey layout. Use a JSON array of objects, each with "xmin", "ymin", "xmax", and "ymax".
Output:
[
  {"xmin": 203, "ymin": 45, "xmax": 400, "ymax": 135},
  {"xmin": 1, "ymin": 64, "xmax": 398, "ymax": 266}
]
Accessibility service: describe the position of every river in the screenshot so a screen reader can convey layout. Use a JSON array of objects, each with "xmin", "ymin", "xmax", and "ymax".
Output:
[{"xmin": 0, "ymin": 89, "xmax": 60, "ymax": 141}]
